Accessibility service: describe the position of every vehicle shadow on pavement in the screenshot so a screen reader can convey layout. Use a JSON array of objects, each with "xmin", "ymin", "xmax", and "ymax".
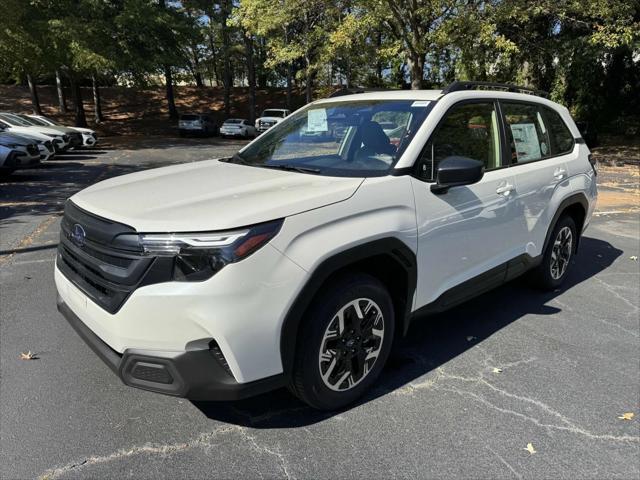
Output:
[
  {"xmin": 0, "ymin": 162, "xmax": 140, "ymax": 222},
  {"xmin": 193, "ymin": 236, "xmax": 622, "ymax": 428}
]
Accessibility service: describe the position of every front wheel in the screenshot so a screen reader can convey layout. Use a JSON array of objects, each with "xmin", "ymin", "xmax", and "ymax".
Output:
[
  {"xmin": 530, "ymin": 215, "xmax": 577, "ymax": 290},
  {"xmin": 290, "ymin": 274, "xmax": 394, "ymax": 410}
]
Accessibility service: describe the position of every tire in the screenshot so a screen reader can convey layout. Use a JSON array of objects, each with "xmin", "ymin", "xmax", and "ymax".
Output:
[
  {"xmin": 530, "ymin": 215, "xmax": 577, "ymax": 290},
  {"xmin": 289, "ymin": 273, "xmax": 395, "ymax": 410}
]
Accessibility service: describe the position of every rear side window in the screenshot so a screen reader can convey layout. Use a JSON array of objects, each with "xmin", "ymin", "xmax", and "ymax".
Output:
[
  {"xmin": 543, "ymin": 107, "xmax": 574, "ymax": 155},
  {"xmin": 502, "ymin": 102, "xmax": 550, "ymax": 164}
]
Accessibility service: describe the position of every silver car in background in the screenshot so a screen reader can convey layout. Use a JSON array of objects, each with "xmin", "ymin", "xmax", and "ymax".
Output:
[
  {"xmin": 0, "ymin": 132, "xmax": 41, "ymax": 168},
  {"xmin": 27, "ymin": 115, "xmax": 97, "ymax": 147}
]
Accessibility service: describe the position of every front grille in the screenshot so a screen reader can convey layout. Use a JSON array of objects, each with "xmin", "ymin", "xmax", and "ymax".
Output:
[
  {"xmin": 69, "ymin": 132, "xmax": 82, "ymax": 146},
  {"xmin": 44, "ymin": 140, "xmax": 53, "ymax": 150},
  {"xmin": 57, "ymin": 201, "xmax": 161, "ymax": 313}
]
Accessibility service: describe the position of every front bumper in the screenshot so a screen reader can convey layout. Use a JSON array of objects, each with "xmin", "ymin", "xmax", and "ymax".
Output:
[{"xmin": 57, "ymin": 295, "xmax": 285, "ymax": 400}]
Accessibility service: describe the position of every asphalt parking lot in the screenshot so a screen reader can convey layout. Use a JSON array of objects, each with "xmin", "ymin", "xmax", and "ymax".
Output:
[{"xmin": 1, "ymin": 140, "xmax": 639, "ymax": 479}]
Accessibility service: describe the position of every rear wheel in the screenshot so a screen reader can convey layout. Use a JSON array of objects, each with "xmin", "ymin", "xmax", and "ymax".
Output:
[
  {"xmin": 530, "ymin": 215, "xmax": 576, "ymax": 290},
  {"xmin": 290, "ymin": 274, "xmax": 394, "ymax": 410}
]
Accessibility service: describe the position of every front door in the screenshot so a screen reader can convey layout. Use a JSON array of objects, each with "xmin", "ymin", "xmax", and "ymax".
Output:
[{"xmin": 410, "ymin": 100, "xmax": 523, "ymax": 309}]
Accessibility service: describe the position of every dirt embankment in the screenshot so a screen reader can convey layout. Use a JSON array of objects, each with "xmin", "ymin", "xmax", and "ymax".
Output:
[{"xmin": 0, "ymin": 84, "xmax": 307, "ymax": 137}]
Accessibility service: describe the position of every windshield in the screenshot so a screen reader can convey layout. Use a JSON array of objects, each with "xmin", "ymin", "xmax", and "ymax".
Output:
[
  {"xmin": 234, "ymin": 100, "xmax": 434, "ymax": 177},
  {"xmin": 0, "ymin": 114, "xmax": 32, "ymax": 127},
  {"xmin": 20, "ymin": 115, "xmax": 47, "ymax": 126},
  {"xmin": 262, "ymin": 110, "xmax": 286, "ymax": 118}
]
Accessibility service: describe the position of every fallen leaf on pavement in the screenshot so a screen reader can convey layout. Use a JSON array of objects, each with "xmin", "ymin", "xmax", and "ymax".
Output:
[
  {"xmin": 19, "ymin": 351, "xmax": 38, "ymax": 360},
  {"xmin": 492, "ymin": 367, "xmax": 503, "ymax": 373},
  {"xmin": 618, "ymin": 412, "xmax": 635, "ymax": 420},
  {"xmin": 630, "ymin": 256, "xmax": 638, "ymax": 261},
  {"xmin": 524, "ymin": 443, "xmax": 537, "ymax": 454}
]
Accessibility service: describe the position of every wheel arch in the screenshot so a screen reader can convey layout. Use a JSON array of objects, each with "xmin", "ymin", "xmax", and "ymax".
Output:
[
  {"xmin": 543, "ymin": 192, "xmax": 588, "ymax": 254},
  {"xmin": 279, "ymin": 238, "xmax": 417, "ymax": 377}
]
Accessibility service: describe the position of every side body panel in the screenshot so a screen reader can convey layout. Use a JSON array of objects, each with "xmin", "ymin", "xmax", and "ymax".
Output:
[{"xmin": 410, "ymin": 168, "xmax": 522, "ymax": 308}]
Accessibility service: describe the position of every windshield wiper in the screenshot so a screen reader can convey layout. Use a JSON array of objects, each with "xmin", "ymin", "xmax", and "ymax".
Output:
[{"xmin": 259, "ymin": 164, "xmax": 321, "ymax": 174}]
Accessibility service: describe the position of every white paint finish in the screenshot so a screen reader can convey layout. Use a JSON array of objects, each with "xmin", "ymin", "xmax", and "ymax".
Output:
[
  {"xmin": 55, "ymin": 243, "xmax": 308, "ymax": 383},
  {"xmin": 411, "ymin": 168, "xmax": 522, "ymax": 307},
  {"xmin": 71, "ymin": 160, "xmax": 364, "ymax": 232},
  {"xmin": 270, "ymin": 175, "xmax": 418, "ymax": 272},
  {"xmin": 55, "ymin": 88, "xmax": 598, "ymax": 390}
]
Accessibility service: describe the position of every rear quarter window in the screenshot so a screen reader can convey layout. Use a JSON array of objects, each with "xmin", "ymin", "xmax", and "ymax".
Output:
[{"xmin": 543, "ymin": 107, "xmax": 574, "ymax": 155}]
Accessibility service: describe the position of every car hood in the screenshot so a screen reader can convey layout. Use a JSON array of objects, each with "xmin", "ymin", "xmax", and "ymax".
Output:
[
  {"xmin": 2, "ymin": 128, "xmax": 53, "ymax": 142},
  {"xmin": 4, "ymin": 125, "xmax": 61, "ymax": 138},
  {"xmin": 71, "ymin": 159, "xmax": 364, "ymax": 232},
  {"xmin": 36, "ymin": 125, "xmax": 77, "ymax": 134},
  {"xmin": 258, "ymin": 116, "xmax": 284, "ymax": 122},
  {"xmin": 0, "ymin": 132, "xmax": 38, "ymax": 146},
  {"xmin": 72, "ymin": 127, "xmax": 95, "ymax": 134}
]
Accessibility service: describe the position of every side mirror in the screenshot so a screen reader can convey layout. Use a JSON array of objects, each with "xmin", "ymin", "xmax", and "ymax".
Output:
[{"xmin": 430, "ymin": 156, "xmax": 484, "ymax": 194}]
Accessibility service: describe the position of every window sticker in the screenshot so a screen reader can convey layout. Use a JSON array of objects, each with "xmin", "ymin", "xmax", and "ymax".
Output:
[
  {"xmin": 307, "ymin": 108, "xmax": 328, "ymax": 132},
  {"xmin": 411, "ymin": 100, "xmax": 431, "ymax": 107},
  {"xmin": 510, "ymin": 123, "xmax": 541, "ymax": 162}
]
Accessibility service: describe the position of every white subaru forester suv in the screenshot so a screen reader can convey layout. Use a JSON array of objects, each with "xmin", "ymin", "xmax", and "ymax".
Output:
[{"xmin": 55, "ymin": 82, "xmax": 597, "ymax": 410}]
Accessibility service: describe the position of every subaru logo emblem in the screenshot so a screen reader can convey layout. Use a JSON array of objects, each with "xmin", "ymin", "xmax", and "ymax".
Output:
[{"xmin": 70, "ymin": 224, "xmax": 86, "ymax": 247}]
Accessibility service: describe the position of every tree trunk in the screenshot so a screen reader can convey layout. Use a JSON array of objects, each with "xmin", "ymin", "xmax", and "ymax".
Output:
[
  {"xmin": 375, "ymin": 32, "xmax": 383, "ymax": 86},
  {"xmin": 69, "ymin": 74, "xmax": 88, "ymax": 127},
  {"xmin": 91, "ymin": 74, "xmax": 104, "ymax": 124},
  {"xmin": 285, "ymin": 65, "xmax": 293, "ymax": 110},
  {"xmin": 55, "ymin": 69, "xmax": 67, "ymax": 113},
  {"xmin": 305, "ymin": 53, "xmax": 314, "ymax": 103},
  {"xmin": 221, "ymin": 0, "xmax": 232, "ymax": 117},
  {"xmin": 244, "ymin": 34, "xmax": 257, "ymax": 123},
  {"xmin": 408, "ymin": 53, "xmax": 424, "ymax": 90},
  {"xmin": 164, "ymin": 65, "xmax": 178, "ymax": 121},
  {"xmin": 192, "ymin": 47, "xmax": 204, "ymax": 87},
  {"xmin": 26, "ymin": 73, "xmax": 43, "ymax": 115},
  {"xmin": 194, "ymin": 71, "xmax": 204, "ymax": 88}
]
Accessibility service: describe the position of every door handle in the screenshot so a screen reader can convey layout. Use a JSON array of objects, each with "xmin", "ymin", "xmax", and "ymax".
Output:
[
  {"xmin": 496, "ymin": 183, "xmax": 515, "ymax": 196},
  {"xmin": 554, "ymin": 168, "xmax": 567, "ymax": 180}
]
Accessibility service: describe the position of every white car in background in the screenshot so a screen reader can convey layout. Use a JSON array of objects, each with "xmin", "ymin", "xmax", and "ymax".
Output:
[
  {"xmin": 0, "ymin": 132, "xmax": 42, "ymax": 167},
  {"xmin": 9, "ymin": 114, "xmax": 83, "ymax": 149},
  {"xmin": 28, "ymin": 115, "xmax": 98, "ymax": 147},
  {"xmin": 0, "ymin": 123, "xmax": 55, "ymax": 161},
  {"xmin": 220, "ymin": 118, "xmax": 257, "ymax": 138},
  {"xmin": 255, "ymin": 109, "xmax": 290, "ymax": 133},
  {"xmin": 0, "ymin": 114, "xmax": 70, "ymax": 152}
]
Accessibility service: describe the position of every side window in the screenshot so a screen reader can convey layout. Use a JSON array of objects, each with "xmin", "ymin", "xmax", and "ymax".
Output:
[
  {"xmin": 416, "ymin": 102, "xmax": 501, "ymax": 181},
  {"xmin": 502, "ymin": 102, "xmax": 550, "ymax": 164},
  {"xmin": 543, "ymin": 107, "xmax": 574, "ymax": 155}
]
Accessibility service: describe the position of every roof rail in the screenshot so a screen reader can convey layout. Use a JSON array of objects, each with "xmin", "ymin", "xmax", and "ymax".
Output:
[
  {"xmin": 328, "ymin": 88, "xmax": 366, "ymax": 98},
  {"xmin": 443, "ymin": 81, "xmax": 548, "ymax": 98}
]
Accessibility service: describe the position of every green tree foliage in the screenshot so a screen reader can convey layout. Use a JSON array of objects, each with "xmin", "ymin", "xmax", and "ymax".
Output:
[{"xmin": 0, "ymin": 0, "xmax": 637, "ymax": 130}]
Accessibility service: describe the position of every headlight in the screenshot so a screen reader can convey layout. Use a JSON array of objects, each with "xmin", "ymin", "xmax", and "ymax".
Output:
[{"xmin": 137, "ymin": 219, "xmax": 283, "ymax": 281}]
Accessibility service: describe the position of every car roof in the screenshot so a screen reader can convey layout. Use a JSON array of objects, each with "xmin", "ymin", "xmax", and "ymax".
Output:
[{"xmin": 314, "ymin": 89, "xmax": 444, "ymax": 105}]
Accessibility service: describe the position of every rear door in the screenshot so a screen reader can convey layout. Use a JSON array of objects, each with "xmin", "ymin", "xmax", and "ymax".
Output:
[
  {"xmin": 499, "ymin": 101, "xmax": 575, "ymax": 256},
  {"xmin": 411, "ymin": 100, "xmax": 522, "ymax": 308}
]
